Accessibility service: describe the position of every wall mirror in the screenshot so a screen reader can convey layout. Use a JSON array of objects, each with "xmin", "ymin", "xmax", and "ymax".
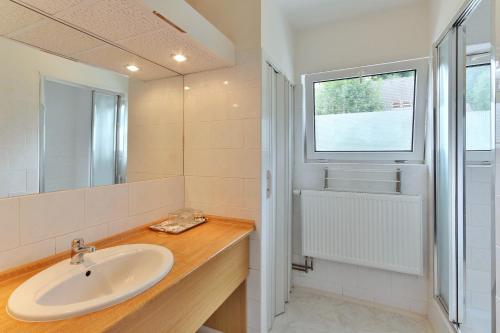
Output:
[{"xmin": 0, "ymin": 0, "xmax": 184, "ymax": 198}]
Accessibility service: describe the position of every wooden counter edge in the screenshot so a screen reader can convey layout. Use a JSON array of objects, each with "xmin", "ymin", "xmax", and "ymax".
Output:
[{"xmin": 0, "ymin": 216, "xmax": 255, "ymax": 283}]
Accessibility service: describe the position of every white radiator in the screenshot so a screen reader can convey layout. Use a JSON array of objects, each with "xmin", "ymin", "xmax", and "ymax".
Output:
[{"xmin": 301, "ymin": 190, "xmax": 423, "ymax": 275}]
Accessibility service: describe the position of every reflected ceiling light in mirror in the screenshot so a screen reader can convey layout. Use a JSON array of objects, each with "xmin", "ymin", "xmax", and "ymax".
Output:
[
  {"xmin": 126, "ymin": 65, "xmax": 140, "ymax": 72},
  {"xmin": 232, "ymin": 103, "xmax": 239, "ymax": 108},
  {"xmin": 223, "ymin": 81, "xmax": 229, "ymax": 85},
  {"xmin": 173, "ymin": 54, "xmax": 187, "ymax": 62},
  {"xmin": 184, "ymin": 86, "xmax": 190, "ymax": 90}
]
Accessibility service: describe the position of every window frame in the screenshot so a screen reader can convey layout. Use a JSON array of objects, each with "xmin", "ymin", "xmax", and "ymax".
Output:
[{"xmin": 303, "ymin": 58, "xmax": 429, "ymax": 162}]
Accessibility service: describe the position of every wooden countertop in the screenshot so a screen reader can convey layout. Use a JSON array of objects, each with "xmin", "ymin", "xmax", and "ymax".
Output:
[{"xmin": 0, "ymin": 217, "xmax": 254, "ymax": 332}]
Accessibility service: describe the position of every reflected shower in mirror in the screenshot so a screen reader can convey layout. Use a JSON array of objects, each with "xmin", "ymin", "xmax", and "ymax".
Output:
[{"xmin": 0, "ymin": 0, "xmax": 184, "ymax": 198}]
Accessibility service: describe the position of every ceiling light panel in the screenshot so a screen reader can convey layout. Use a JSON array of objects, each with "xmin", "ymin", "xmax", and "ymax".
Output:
[
  {"xmin": 126, "ymin": 64, "xmax": 139, "ymax": 72},
  {"xmin": 173, "ymin": 54, "xmax": 186, "ymax": 62}
]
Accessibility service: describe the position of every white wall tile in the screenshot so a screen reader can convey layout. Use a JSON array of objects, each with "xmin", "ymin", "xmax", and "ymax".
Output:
[
  {"xmin": 128, "ymin": 206, "xmax": 172, "ymax": 228},
  {"xmin": 185, "ymin": 122, "xmax": 211, "ymax": 149},
  {"xmin": 244, "ymin": 179, "xmax": 260, "ymax": 210},
  {"xmin": 55, "ymin": 224, "xmax": 108, "ymax": 253},
  {"xmin": 0, "ymin": 197, "xmax": 19, "ymax": 252},
  {"xmin": 129, "ymin": 179, "xmax": 167, "ymax": 216},
  {"xmin": 243, "ymin": 119, "xmax": 260, "ymax": 149},
  {"xmin": 0, "ymin": 238, "xmax": 55, "ymax": 271},
  {"xmin": 85, "ymin": 183, "xmax": 128, "ymax": 226},
  {"xmin": 185, "ymin": 176, "xmax": 214, "ymax": 204},
  {"xmin": 1, "ymin": 176, "xmax": 184, "ymax": 270},
  {"xmin": 210, "ymin": 120, "xmax": 244, "ymax": 148},
  {"xmin": 391, "ymin": 272, "xmax": 428, "ymax": 302},
  {"xmin": 162, "ymin": 176, "xmax": 185, "ymax": 209},
  {"xmin": 212, "ymin": 178, "xmax": 244, "ymax": 207},
  {"xmin": 293, "ymin": 259, "xmax": 428, "ymax": 315},
  {"xmin": 20, "ymin": 189, "xmax": 85, "ymax": 244},
  {"xmin": 107, "ymin": 217, "xmax": 135, "ymax": 236}
]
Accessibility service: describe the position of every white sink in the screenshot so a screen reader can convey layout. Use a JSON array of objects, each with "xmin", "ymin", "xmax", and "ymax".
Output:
[{"xmin": 7, "ymin": 244, "xmax": 174, "ymax": 322}]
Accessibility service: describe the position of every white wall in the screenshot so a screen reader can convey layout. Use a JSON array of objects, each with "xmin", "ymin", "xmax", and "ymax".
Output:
[
  {"xmin": 261, "ymin": 0, "xmax": 295, "ymax": 81},
  {"xmin": 186, "ymin": 0, "xmax": 260, "ymax": 52},
  {"xmin": 429, "ymin": 0, "xmax": 469, "ymax": 43},
  {"xmin": 291, "ymin": 1, "xmax": 432, "ymax": 316},
  {"xmin": 294, "ymin": 2, "xmax": 430, "ymax": 82}
]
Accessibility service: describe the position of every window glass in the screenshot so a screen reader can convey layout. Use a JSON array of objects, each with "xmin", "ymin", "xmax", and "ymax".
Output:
[{"xmin": 313, "ymin": 70, "xmax": 416, "ymax": 152}]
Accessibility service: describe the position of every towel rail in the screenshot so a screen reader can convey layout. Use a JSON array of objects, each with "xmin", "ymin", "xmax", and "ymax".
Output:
[{"xmin": 323, "ymin": 168, "xmax": 402, "ymax": 194}]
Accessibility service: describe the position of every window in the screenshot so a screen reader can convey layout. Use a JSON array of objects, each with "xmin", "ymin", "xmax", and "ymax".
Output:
[{"xmin": 304, "ymin": 59, "xmax": 428, "ymax": 161}]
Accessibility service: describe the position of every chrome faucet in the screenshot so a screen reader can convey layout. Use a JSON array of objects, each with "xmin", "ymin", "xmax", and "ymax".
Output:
[{"xmin": 70, "ymin": 238, "xmax": 96, "ymax": 264}]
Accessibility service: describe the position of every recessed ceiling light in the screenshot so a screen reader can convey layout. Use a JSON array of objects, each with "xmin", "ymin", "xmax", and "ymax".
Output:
[
  {"xmin": 232, "ymin": 103, "xmax": 239, "ymax": 108},
  {"xmin": 126, "ymin": 65, "xmax": 139, "ymax": 72},
  {"xmin": 173, "ymin": 54, "xmax": 187, "ymax": 62},
  {"xmin": 184, "ymin": 86, "xmax": 191, "ymax": 90},
  {"xmin": 223, "ymin": 81, "xmax": 229, "ymax": 85}
]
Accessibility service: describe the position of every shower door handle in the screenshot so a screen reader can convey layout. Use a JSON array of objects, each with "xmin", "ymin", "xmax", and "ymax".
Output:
[{"xmin": 266, "ymin": 170, "xmax": 272, "ymax": 198}]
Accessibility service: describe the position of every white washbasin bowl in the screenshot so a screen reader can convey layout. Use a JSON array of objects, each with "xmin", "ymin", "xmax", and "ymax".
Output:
[{"xmin": 7, "ymin": 244, "xmax": 174, "ymax": 322}]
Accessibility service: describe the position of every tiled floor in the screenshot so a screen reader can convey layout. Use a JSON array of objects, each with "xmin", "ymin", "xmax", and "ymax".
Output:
[{"xmin": 270, "ymin": 288, "xmax": 433, "ymax": 333}]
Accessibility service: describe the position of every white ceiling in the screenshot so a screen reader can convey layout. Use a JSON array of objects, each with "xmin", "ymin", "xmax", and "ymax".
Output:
[{"xmin": 275, "ymin": 0, "xmax": 426, "ymax": 30}]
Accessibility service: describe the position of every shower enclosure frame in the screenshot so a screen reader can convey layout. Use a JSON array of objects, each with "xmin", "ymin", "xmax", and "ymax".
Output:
[{"xmin": 432, "ymin": 0, "xmax": 496, "ymax": 331}]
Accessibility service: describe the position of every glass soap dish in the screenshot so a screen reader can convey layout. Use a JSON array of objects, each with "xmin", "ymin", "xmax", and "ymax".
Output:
[{"xmin": 149, "ymin": 208, "xmax": 207, "ymax": 234}]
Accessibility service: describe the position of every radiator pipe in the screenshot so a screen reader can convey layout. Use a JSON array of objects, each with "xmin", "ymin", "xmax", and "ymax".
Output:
[{"xmin": 292, "ymin": 256, "xmax": 314, "ymax": 273}]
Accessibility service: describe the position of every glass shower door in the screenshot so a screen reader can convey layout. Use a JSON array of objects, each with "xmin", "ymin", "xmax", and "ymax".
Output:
[
  {"xmin": 435, "ymin": 29, "xmax": 458, "ymax": 323},
  {"xmin": 434, "ymin": 1, "xmax": 495, "ymax": 330}
]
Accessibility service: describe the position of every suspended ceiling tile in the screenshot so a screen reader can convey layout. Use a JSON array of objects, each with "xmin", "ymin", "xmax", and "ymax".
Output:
[
  {"xmin": 118, "ymin": 28, "xmax": 232, "ymax": 74},
  {"xmin": 18, "ymin": 0, "xmax": 87, "ymax": 15},
  {"xmin": 143, "ymin": 0, "xmax": 235, "ymax": 67},
  {"xmin": 73, "ymin": 44, "xmax": 178, "ymax": 81},
  {"xmin": 55, "ymin": 0, "xmax": 165, "ymax": 41},
  {"xmin": 0, "ymin": 1, "xmax": 44, "ymax": 36},
  {"xmin": 9, "ymin": 18, "xmax": 104, "ymax": 57}
]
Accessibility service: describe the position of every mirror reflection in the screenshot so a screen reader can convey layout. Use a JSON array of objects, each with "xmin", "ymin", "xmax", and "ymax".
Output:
[{"xmin": 0, "ymin": 0, "xmax": 183, "ymax": 198}]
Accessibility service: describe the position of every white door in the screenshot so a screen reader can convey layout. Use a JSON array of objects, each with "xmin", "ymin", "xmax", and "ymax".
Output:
[{"xmin": 262, "ymin": 62, "xmax": 293, "ymax": 330}]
